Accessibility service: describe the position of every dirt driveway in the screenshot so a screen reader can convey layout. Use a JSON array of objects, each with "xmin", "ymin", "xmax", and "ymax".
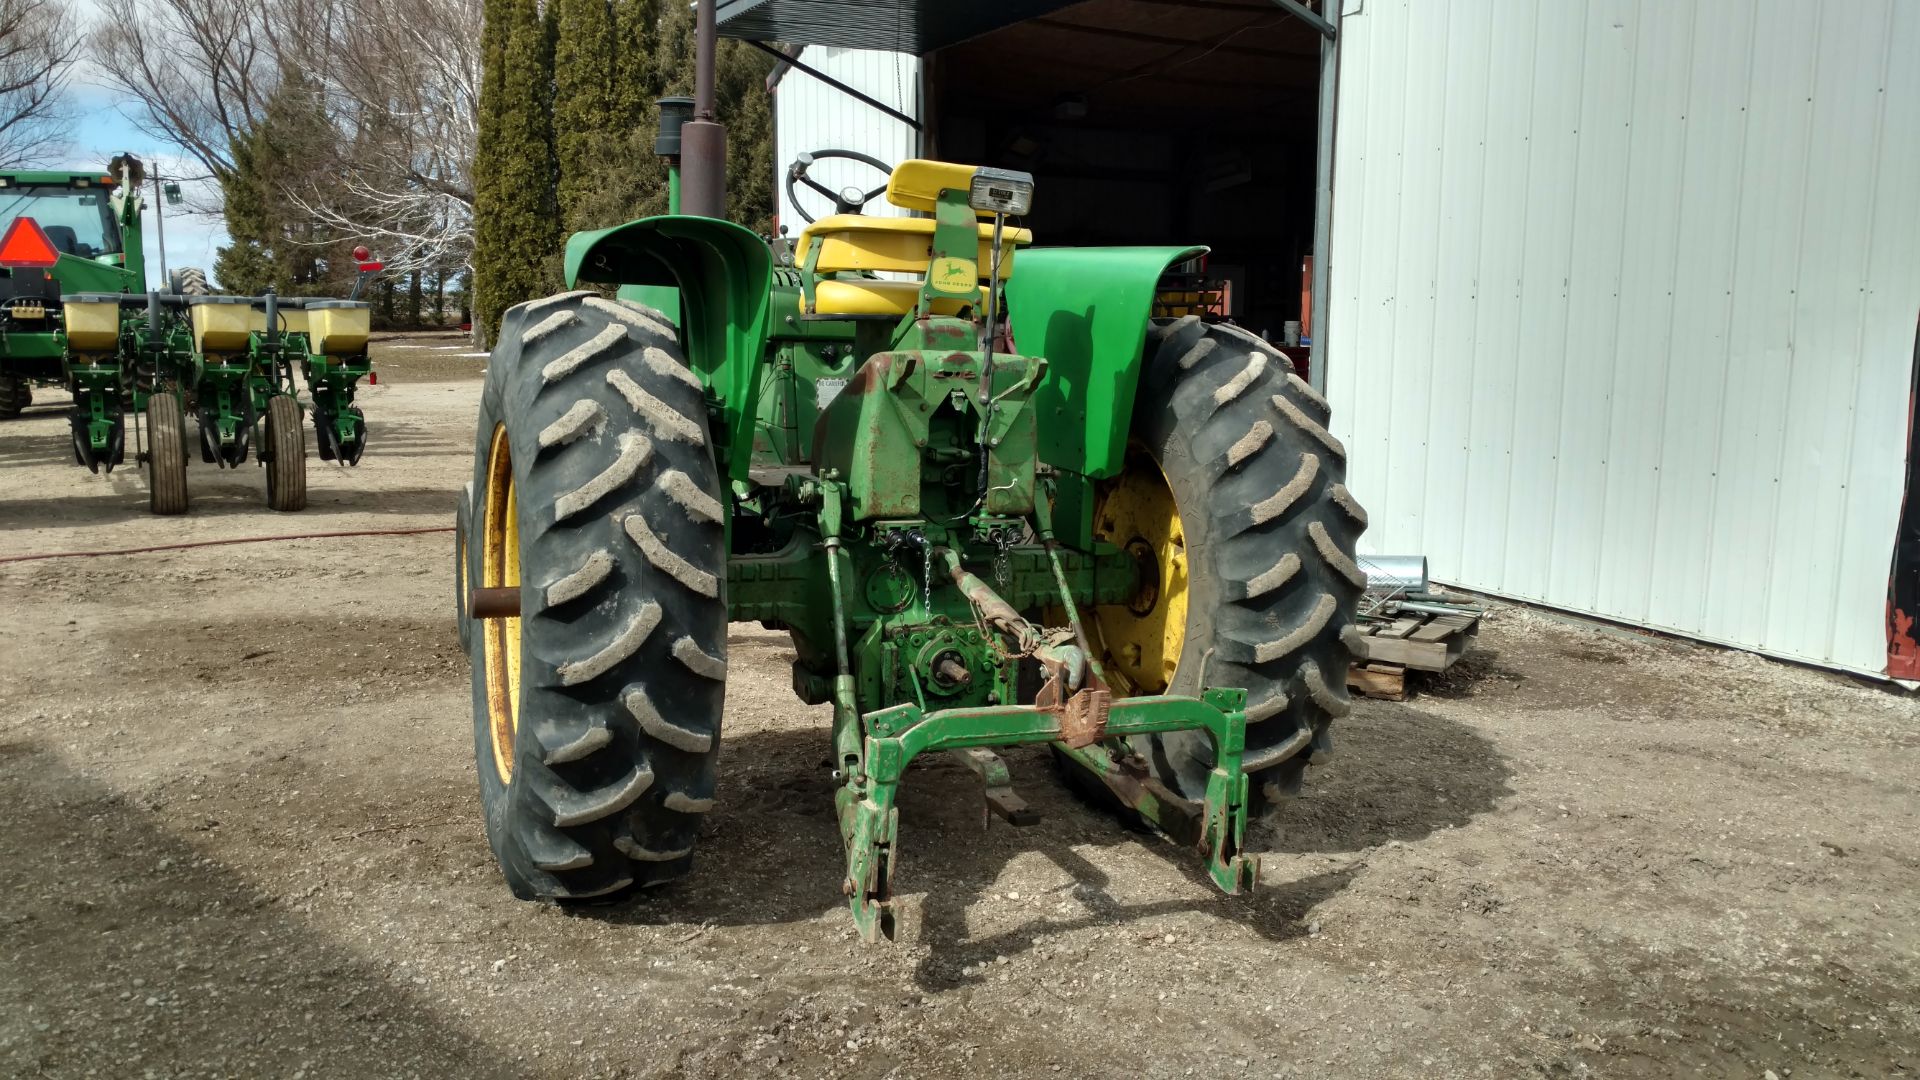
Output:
[{"xmin": 2, "ymin": 352, "xmax": 1916, "ymax": 1079}]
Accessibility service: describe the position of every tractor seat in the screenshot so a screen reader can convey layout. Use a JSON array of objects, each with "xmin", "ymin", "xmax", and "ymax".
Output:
[
  {"xmin": 797, "ymin": 215, "xmax": 1032, "ymax": 318},
  {"xmin": 811, "ymin": 279, "xmax": 988, "ymax": 318},
  {"xmin": 797, "ymin": 214, "xmax": 1032, "ymax": 277}
]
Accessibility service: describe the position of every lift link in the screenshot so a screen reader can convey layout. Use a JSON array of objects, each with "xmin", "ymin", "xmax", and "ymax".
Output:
[{"xmin": 825, "ymin": 502, "xmax": 1262, "ymax": 941}]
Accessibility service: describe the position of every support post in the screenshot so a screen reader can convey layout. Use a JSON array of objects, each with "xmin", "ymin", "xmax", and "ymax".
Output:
[
  {"xmin": 1307, "ymin": 0, "xmax": 1341, "ymax": 394},
  {"xmin": 151, "ymin": 174, "xmax": 169, "ymax": 285}
]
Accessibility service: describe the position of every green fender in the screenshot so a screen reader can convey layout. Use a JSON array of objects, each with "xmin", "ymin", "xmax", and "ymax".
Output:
[
  {"xmin": 52, "ymin": 253, "xmax": 138, "ymax": 294},
  {"xmin": 565, "ymin": 215, "xmax": 773, "ymax": 483},
  {"xmin": 1005, "ymin": 245, "xmax": 1207, "ymax": 480}
]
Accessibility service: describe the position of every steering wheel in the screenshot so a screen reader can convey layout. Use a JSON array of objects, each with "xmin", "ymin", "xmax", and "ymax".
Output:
[{"xmin": 786, "ymin": 149, "xmax": 895, "ymax": 225}]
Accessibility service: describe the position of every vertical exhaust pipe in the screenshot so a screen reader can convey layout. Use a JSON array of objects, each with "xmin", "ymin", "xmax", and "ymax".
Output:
[{"xmin": 678, "ymin": 0, "xmax": 727, "ymax": 219}]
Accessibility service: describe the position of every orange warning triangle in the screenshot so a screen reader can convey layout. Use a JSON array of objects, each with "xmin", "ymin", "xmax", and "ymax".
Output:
[{"xmin": 0, "ymin": 216, "xmax": 59, "ymax": 268}]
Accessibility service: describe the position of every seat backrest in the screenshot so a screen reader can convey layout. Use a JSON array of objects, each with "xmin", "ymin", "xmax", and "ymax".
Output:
[
  {"xmin": 884, "ymin": 160, "xmax": 983, "ymax": 214},
  {"xmin": 797, "ymin": 215, "xmax": 1033, "ymax": 280}
]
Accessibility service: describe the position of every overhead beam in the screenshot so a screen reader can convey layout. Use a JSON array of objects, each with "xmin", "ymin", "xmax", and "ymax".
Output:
[
  {"xmin": 745, "ymin": 39, "xmax": 922, "ymax": 131},
  {"xmin": 1028, "ymin": 16, "xmax": 1301, "ymax": 60},
  {"xmin": 1269, "ymin": 0, "xmax": 1336, "ymax": 40}
]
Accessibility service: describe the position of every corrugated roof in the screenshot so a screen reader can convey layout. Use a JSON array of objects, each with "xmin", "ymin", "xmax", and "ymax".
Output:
[{"xmin": 717, "ymin": 0, "xmax": 1082, "ymax": 53}]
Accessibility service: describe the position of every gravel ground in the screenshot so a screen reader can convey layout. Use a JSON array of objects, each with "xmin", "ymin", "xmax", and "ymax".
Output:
[{"xmin": 1, "ymin": 351, "xmax": 1916, "ymax": 1079}]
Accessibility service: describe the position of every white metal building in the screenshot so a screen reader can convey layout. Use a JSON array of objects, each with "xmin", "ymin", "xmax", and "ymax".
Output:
[
  {"xmin": 761, "ymin": 2, "xmax": 1920, "ymax": 677},
  {"xmin": 1324, "ymin": 0, "xmax": 1919, "ymax": 676},
  {"xmin": 771, "ymin": 49, "xmax": 920, "ymax": 229}
]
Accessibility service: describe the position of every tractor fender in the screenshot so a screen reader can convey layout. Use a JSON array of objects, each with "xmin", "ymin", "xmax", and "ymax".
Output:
[
  {"xmin": 1004, "ymin": 245, "xmax": 1207, "ymax": 481},
  {"xmin": 565, "ymin": 215, "xmax": 774, "ymax": 483}
]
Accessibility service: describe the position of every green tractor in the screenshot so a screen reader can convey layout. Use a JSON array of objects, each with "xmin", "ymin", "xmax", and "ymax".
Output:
[
  {"xmin": 0, "ymin": 154, "xmax": 375, "ymax": 513},
  {"xmin": 0, "ymin": 161, "xmax": 144, "ymax": 421},
  {"xmin": 457, "ymin": 108, "xmax": 1365, "ymax": 941}
]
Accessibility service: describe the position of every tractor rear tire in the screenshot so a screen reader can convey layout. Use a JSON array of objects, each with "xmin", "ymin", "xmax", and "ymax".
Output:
[
  {"xmin": 466, "ymin": 291, "xmax": 726, "ymax": 902},
  {"xmin": 263, "ymin": 394, "xmax": 307, "ymax": 511},
  {"xmin": 145, "ymin": 393, "xmax": 189, "ymax": 516},
  {"xmin": 169, "ymin": 267, "xmax": 210, "ymax": 296},
  {"xmin": 1095, "ymin": 316, "xmax": 1367, "ymax": 815},
  {"xmin": 0, "ymin": 375, "xmax": 31, "ymax": 417}
]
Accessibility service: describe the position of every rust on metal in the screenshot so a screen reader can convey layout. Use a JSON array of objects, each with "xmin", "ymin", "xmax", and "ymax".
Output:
[
  {"xmin": 1058, "ymin": 687, "xmax": 1112, "ymax": 749},
  {"xmin": 470, "ymin": 586, "xmax": 522, "ymax": 620},
  {"xmin": 956, "ymin": 748, "xmax": 1039, "ymax": 828}
]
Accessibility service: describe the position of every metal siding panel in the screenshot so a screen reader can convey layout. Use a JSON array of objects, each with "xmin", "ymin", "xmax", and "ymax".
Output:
[
  {"xmin": 1761, "ymin": 0, "xmax": 1897, "ymax": 662},
  {"xmin": 1833, "ymin": 1, "xmax": 1920, "ymax": 669},
  {"xmin": 1547, "ymin": 0, "xmax": 1639, "ymax": 610},
  {"xmin": 1335, "ymin": 0, "xmax": 1413, "ymax": 551},
  {"xmin": 1324, "ymin": 0, "xmax": 1377, "ymax": 514},
  {"xmin": 1456, "ymin": 0, "xmax": 1541, "ymax": 588},
  {"xmin": 1592, "ymin": 0, "xmax": 1703, "ymax": 624},
  {"xmin": 1329, "ymin": 0, "xmax": 1916, "ymax": 674},
  {"xmin": 774, "ymin": 48, "xmax": 920, "ymax": 229},
  {"xmin": 1323, "ymin": 0, "xmax": 1369, "ymax": 458},
  {"xmin": 1380, "ymin": 0, "xmax": 1451, "ymax": 555},
  {"xmin": 1499, "ymin": 3, "xmax": 1587, "ymax": 602},
  {"xmin": 1696, "ymin": 1, "xmax": 1807, "ymax": 651},
  {"xmin": 1420, "ymin": 0, "xmax": 1496, "ymax": 580}
]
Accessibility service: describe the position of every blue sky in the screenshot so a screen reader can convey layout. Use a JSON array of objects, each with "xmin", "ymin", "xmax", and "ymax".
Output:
[{"xmin": 56, "ymin": 82, "xmax": 230, "ymax": 287}]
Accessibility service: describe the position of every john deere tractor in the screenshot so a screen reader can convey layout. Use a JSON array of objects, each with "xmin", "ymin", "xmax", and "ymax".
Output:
[
  {"xmin": 0, "ymin": 154, "xmax": 375, "ymax": 513},
  {"xmin": 458, "ymin": 113, "xmax": 1365, "ymax": 941}
]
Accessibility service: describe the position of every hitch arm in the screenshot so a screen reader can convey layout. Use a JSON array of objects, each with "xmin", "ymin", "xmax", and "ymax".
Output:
[{"xmin": 837, "ymin": 688, "xmax": 1260, "ymax": 943}]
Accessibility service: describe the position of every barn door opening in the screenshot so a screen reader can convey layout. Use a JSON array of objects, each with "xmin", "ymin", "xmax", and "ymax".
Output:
[{"xmin": 1889, "ymin": 318, "xmax": 1920, "ymax": 680}]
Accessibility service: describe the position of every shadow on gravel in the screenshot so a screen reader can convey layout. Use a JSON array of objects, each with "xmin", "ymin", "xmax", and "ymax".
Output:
[
  {"xmin": 584, "ymin": 695, "xmax": 1512, "ymax": 992},
  {"xmin": 0, "ymin": 484, "xmax": 460, "ymax": 530},
  {"xmin": 1261, "ymin": 701, "xmax": 1514, "ymax": 854},
  {"xmin": 0, "ymin": 742, "xmax": 520, "ymax": 1079},
  {"xmin": 1421, "ymin": 645, "xmax": 1530, "ymax": 699}
]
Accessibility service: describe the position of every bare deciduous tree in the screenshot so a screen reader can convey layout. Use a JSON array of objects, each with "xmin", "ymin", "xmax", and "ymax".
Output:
[
  {"xmin": 89, "ymin": 0, "xmax": 478, "ymax": 274},
  {"xmin": 87, "ymin": 0, "xmax": 276, "ymax": 174},
  {"xmin": 291, "ymin": 0, "xmax": 480, "ymax": 273},
  {"xmin": 0, "ymin": 0, "xmax": 79, "ymax": 166}
]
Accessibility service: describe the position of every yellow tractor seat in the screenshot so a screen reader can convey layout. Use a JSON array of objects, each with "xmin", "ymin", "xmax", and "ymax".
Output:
[
  {"xmin": 885, "ymin": 159, "xmax": 986, "ymax": 214},
  {"xmin": 807, "ymin": 279, "xmax": 988, "ymax": 319},
  {"xmin": 797, "ymin": 214, "xmax": 1033, "ymax": 278}
]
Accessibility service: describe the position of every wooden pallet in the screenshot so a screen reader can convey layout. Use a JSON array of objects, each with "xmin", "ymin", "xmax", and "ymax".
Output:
[{"xmin": 1346, "ymin": 609, "xmax": 1481, "ymax": 700}]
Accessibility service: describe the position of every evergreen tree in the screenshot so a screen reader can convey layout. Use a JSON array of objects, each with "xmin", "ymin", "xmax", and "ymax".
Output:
[
  {"xmin": 558, "ymin": 0, "xmax": 772, "ymax": 234},
  {"xmin": 212, "ymin": 133, "xmax": 275, "ymax": 293},
  {"xmin": 471, "ymin": 0, "xmax": 560, "ymax": 344},
  {"xmin": 214, "ymin": 69, "xmax": 352, "ymax": 295},
  {"xmin": 550, "ymin": 0, "xmax": 617, "ymax": 229},
  {"xmin": 715, "ymin": 42, "xmax": 775, "ymax": 233},
  {"xmin": 473, "ymin": 0, "xmax": 776, "ymax": 338},
  {"xmin": 468, "ymin": 0, "xmax": 510, "ymax": 340}
]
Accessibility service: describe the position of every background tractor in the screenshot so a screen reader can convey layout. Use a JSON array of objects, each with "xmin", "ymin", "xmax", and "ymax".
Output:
[
  {"xmin": 456, "ymin": 21, "xmax": 1365, "ymax": 939},
  {"xmin": 0, "ymin": 154, "xmax": 376, "ymax": 513}
]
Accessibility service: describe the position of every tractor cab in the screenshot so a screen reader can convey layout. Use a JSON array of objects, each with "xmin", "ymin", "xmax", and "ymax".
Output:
[
  {"xmin": 0, "ymin": 168, "xmax": 143, "ymax": 398},
  {"xmin": 0, "ymin": 173, "xmax": 125, "ymax": 261}
]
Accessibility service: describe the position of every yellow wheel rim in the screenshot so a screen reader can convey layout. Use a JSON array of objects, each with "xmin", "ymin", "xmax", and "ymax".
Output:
[
  {"xmin": 458, "ymin": 497, "xmax": 471, "ymax": 620},
  {"xmin": 482, "ymin": 424, "xmax": 522, "ymax": 784},
  {"xmin": 1092, "ymin": 442, "xmax": 1188, "ymax": 695}
]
